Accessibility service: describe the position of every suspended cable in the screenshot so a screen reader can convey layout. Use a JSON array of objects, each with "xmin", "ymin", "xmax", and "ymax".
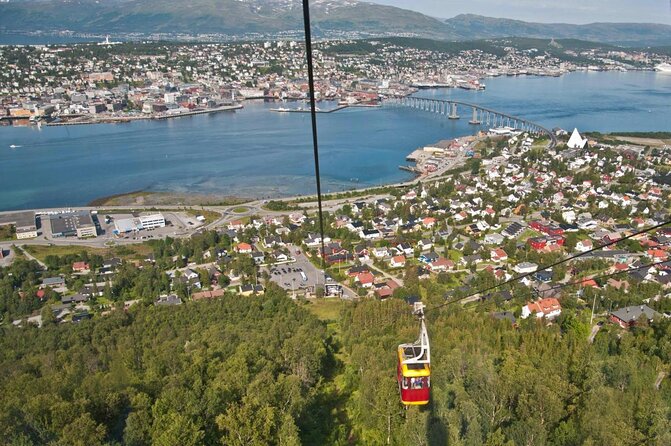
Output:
[
  {"xmin": 428, "ymin": 218, "xmax": 671, "ymax": 312},
  {"xmin": 449, "ymin": 258, "xmax": 671, "ymax": 308},
  {"xmin": 301, "ymin": 0, "xmax": 327, "ymax": 276}
]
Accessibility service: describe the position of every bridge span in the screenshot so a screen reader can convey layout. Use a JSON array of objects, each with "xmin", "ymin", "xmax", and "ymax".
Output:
[{"xmin": 387, "ymin": 96, "xmax": 557, "ymax": 148}]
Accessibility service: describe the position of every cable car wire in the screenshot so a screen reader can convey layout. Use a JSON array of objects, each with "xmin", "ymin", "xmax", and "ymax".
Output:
[
  {"xmin": 428, "ymin": 218, "xmax": 671, "ymax": 312},
  {"xmin": 447, "ymin": 258, "xmax": 671, "ymax": 308},
  {"xmin": 301, "ymin": 0, "xmax": 327, "ymax": 273}
]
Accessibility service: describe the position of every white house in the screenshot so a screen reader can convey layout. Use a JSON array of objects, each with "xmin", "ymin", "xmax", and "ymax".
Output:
[{"xmin": 513, "ymin": 262, "xmax": 538, "ymax": 274}]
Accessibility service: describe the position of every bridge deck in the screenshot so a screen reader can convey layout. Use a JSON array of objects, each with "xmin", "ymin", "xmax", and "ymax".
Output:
[{"xmin": 390, "ymin": 96, "xmax": 557, "ymax": 149}]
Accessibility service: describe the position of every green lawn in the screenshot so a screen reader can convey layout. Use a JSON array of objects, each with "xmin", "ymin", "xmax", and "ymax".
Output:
[
  {"xmin": 25, "ymin": 243, "xmax": 154, "ymax": 262},
  {"xmin": 25, "ymin": 245, "xmax": 108, "ymax": 261},
  {"xmin": 184, "ymin": 209, "xmax": 221, "ymax": 225},
  {"xmin": 0, "ymin": 224, "xmax": 16, "ymax": 241},
  {"xmin": 304, "ymin": 298, "xmax": 350, "ymax": 322},
  {"xmin": 232, "ymin": 206, "xmax": 250, "ymax": 214}
]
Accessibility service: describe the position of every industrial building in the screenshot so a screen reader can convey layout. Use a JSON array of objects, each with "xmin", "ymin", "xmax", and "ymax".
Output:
[
  {"xmin": 113, "ymin": 213, "xmax": 166, "ymax": 234},
  {"xmin": 47, "ymin": 211, "xmax": 97, "ymax": 238},
  {"xmin": 0, "ymin": 211, "xmax": 38, "ymax": 239}
]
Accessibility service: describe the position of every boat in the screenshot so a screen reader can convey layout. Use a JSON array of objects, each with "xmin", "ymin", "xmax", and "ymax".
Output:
[
  {"xmin": 655, "ymin": 63, "xmax": 671, "ymax": 74},
  {"xmin": 269, "ymin": 107, "xmax": 290, "ymax": 112},
  {"xmin": 9, "ymin": 144, "xmax": 21, "ymax": 149}
]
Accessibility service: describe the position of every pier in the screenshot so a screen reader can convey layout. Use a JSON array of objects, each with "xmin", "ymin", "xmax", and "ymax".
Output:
[
  {"xmin": 387, "ymin": 96, "xmax": 557, "ymax": 148},
  {"xmin": 270, "ymin": 105, "xmax": 349, "ymax": 114}
]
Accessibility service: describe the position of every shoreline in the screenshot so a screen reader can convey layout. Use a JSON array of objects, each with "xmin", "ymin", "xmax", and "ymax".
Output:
[
  {"xmin": 1, "ymin": 130, "xmax": 668, "ymax": 213},
  {"xmin": 42, "ymin": 104, "xmax": 243, "ymax": 127}
]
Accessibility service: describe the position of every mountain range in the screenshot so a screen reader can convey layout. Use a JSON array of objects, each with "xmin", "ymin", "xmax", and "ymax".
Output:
[{"xmin": 1, "ymin": 0, "xmax": 671, "ymax": 46}]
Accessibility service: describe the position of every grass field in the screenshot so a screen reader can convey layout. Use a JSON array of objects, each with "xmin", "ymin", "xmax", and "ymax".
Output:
[
  {"xmin": 25, "ymin": 243, "xmax": 155, "ymax": 261},
  {"xmin": 303, "ymin": 298, "xmax": 350, "ymax": 322},
  {"xmin": 184, "ymin": 209, "xmax": 221, "ymax": 225},
  {"xmin": 0, "ymin": 225, "xmax": 16, "ymax": 241},
  {"xmin": 25, "ymin": 245, "xmax": 108, "ymax": 261},
  {"xmin": 232, "ymin": 206, "xmax": 250, "ymax": 214}
]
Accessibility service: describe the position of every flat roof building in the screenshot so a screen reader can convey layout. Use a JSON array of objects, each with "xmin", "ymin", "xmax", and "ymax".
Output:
[
  {"xmin": 114, "ymin": 213, "xmax": 165, "ymax": 234},
  {"xmin": 0, "ymin": 211, "xmax": 37, "ymax": 239},
  {"xmin": 48, "ymin": 212, "xmax": 97, "ymax": 238}
]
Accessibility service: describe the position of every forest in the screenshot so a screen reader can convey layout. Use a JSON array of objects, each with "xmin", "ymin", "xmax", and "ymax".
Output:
[{"xmin": 1, "ymin": 285, "xmax": 671, "ymax": 445}]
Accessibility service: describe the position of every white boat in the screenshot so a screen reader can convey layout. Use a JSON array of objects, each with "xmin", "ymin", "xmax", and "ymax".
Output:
[
  {"xmin": 9, "ymin": 144, "xmax": 21, "ymax": 149},
  {"xmin": 655, "ymin": 63, "xmax": 671, "ymax": 73}
]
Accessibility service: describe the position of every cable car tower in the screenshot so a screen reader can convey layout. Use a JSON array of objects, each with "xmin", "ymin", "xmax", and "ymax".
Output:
[{"xmin": 397, "ymin": 302, "xmax": 431, "ymax": 406}]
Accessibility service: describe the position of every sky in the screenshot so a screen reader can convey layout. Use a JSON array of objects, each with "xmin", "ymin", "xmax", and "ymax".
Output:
[{"xmin": 369, "ymin": 0, "xmax": 671, "ymax": 25}]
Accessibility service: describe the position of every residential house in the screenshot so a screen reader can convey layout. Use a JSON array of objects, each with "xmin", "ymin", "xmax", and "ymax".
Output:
[
  {"xmin": 72, "ymin": 261, "xmax": 90, "ymax": 273},
  {"xmin": 251, "ymin": 251, "xmax": 265, "ymax": 265},
  {"xmin": 390, "ymin": 255, "xmax": 406, "ymax": 268},
  {"xmin": 355, "ymin": 272, "xmax": 375, "ymax": 288},
  {"xmin": 490, "ymin": 248, "xmax": 508, "ymax": 263},
  {"xmin": 429, "ymin": 257, "xmax": 454, "ymax": 273},
  {"xmin": 576, "ymin": 239, "xmax": 593, "ymax": 253},
  {"xmin": 418, "ymin": 239, "xmax": 433, "ymax": 251},
  {"xmin": 521, "ymin": 298, "xmax": 562, "ymax": 319},
  {"xmin": 239, "ymin": 284, "xmax": 265, "ymax": 296},
  {"xmin": 610, "ymin": 305, "xmax": 659, "ymax": 328},
  {"xmin": 41, "ymin": 276, "xmax": 65, "ymax": 288},
  {"xmin": 155, "ymin": 294, "xmax": 182, "ymax": 306},
  {"xmin": 484, "ymin": 233, "xmax": 505, "ymax": 245},
  {"xmin": 236, "ymin": 243, "xmax": 253, "ymax": 254},
  {"xmin": 513, "ymin": 262, "xmax": 538, "ymax": 274},
  {"xmin": 192, "ymin": 289, "xmax": 226, "ymax": 300}
]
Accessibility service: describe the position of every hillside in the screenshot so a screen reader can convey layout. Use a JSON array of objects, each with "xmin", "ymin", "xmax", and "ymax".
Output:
[
  {"xmin": 1, "ymin": 1, "xmax": 671, "ymax": 46},
  {"xmin": 444, "ymin": 14, "xmax": 671, "ymax": 46},
  {"xmin": 2, "ymin": 291, "xmax": 671, "ymax": 444},
  {"xmin": 0, "ymin": 0, "xmax": 453, "ymax": 38}
]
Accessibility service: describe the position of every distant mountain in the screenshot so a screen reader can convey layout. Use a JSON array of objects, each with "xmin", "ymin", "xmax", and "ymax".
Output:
[
  {"xmin": 444, "ymin": 14, "xmax": 671, "ymax": 47},
  {"xmin": 1, "ymin": 1, "xmax": 670, "ymax": 46},
  {"xmin": 0, "ymin": 0, "xmax": 452, "ymax": 38}
]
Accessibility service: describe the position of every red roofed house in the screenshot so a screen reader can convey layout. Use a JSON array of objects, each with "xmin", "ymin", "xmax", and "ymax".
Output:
[
  {"xmin": 422, "ymin": 217, "xmax": 437, "ymax": 228},
  {"xmin": 355, "ymin": 272, "xmax": 375, "ymax": 288},
  {"xmin": 580, "ymin": 278, "xmax": 599, "ymax": 288},
  {"xmin": 228, "ymin": 219, "xmax": 245, "ymax": 230},
  {"xmin": 191, "ymin": 289, "xmax": 226, "ymax": 301},
  {"xmin": 236, "ymin": 243, "xmax": 253, "ymax": 254},
  {"xmin": 521, "ymin": 298, "xmax": 562, "ymax": 320},
  {"xmin": 429, "ymin": 257, "xmax": 454, "ymax": 273},
  {"xmin": 646, "ymin": 249, "xmax": 668, "ymax": 261},
  {"xmin": 490, "ymin": 248, "xmax": 508, "ymax": 263},
  {"xmin": 72, "ymin": 261, "xmax": 90, "ymax": 273},
  {"xmin": 389, "ymin": 255, "xmax": 406, "ymax": 268}
]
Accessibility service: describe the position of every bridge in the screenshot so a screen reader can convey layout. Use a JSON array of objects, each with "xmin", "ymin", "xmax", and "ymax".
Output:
[{"xmin": 387, "ymin": 96, "xmax": 557, "ymax": 148}]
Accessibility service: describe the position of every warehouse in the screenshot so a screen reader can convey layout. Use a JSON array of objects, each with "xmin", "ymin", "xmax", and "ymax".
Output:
[{"xmin": 48, "ymin": 211, "xmax": 97, "ymax": 238}]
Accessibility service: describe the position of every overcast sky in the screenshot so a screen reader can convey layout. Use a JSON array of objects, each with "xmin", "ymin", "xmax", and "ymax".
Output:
[{"xmin": 369, "ymin": 0, "xmax": 671, "ymax": 25}]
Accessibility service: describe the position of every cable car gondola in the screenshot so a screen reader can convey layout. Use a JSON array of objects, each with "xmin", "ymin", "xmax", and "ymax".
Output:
[{"xmin": 397, "ymin": 302, "xmax": 431, "ymax": 406}]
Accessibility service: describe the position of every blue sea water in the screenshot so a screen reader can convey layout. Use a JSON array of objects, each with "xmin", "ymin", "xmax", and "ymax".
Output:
[{"xmin": 0, "ymin": 71, "xmax": 669, "ymax": 211}]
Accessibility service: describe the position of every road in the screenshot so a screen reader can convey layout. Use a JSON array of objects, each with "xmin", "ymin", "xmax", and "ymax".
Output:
[
  {"xmin": 363, "ymin": 260, "xmax": 405, "ymax": 287},
  {"xmin": 588, "ymin": 324, "xmax": 601, "ymax": 343},
  {"xmin": 655, "ymin": 371, "xmax": 666, "ymax": 390}
]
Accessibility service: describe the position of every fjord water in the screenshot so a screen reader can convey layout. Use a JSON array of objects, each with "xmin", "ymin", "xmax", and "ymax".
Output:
[{"xmin": 1, "ymin": 71, "xmax": 670, "ymax": 211}]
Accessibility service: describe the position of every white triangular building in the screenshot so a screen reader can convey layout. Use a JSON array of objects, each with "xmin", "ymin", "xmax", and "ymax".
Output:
[{"xmin": 567, "ymin": 128, "xmax": 588, "ymax": 149}]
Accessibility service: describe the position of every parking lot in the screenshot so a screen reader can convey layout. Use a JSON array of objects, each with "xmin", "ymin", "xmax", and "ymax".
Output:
[
  {"xmin": 100, "ymin": 212, "xmax": 194, "ymax": 240},
  {"xmin": 265, "ymin": 248, "xmax": 355, "ymax": 299}
]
